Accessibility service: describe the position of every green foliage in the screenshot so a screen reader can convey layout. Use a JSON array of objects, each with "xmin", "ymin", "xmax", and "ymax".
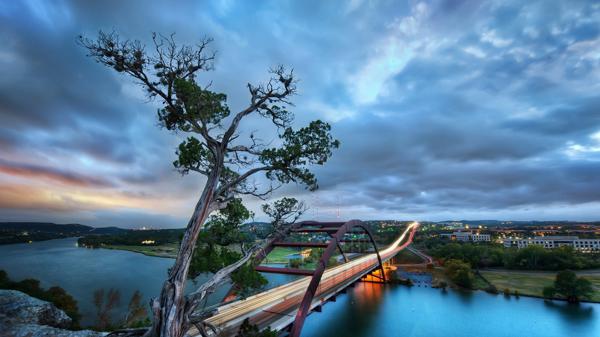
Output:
[
  {"xmin": 552, "ymin": 270, "xmax": 593, "ymax": 303},
  {"xmin": 288, "ymin": 258, "xmax": 302, "ymax": 268},
  {"xmin": 508, "ymin": 246, "xmax": 594, "ymax": 270},
  {"xmin": 170, "ymin": 77, "xmax": 230, "ymax": 129},
  {"xmin": 261, "ymin": 197, "xmax": 305, "ymax": 227},
  {"xmin": 81, "ymin": 31, "xmax": 340, "ymax": 331},
  {"xmin": 426, "ymin": 239, "xmax": 600, "ymax": 271},
  {"xmin": 189, "ymin": 246, "xmax": 242, "ymax": 278},
  {"xmin": 173, "ymin": 136, "xmax": 214, "ymax": 175},
  {"xmin": 236, "ymin": 318, "xmax": 278, "ymax": 337},
  {"xmin": 45, "ymin": 286, "xmax": 81, "ymax": 326},
  {"xmin": 543, "ymin": 286, "xmax": 556, "ymax": 299},
  {"xmin": 484, "ymin": 284, "xmax": 499, "ymax": 294},
  {"xmin": 81, "ymin": 32, "xmax": 340, "ymax": 194},
  {"xmin": 203, "ymin": 198, "xmax": 253, "ymax": 247},
  {"xmin": 0, "ymin": 270, "xmax": 81, "ymax": 327},
  {"xmin": 260, "ymin": 121, "xmax": 340, "ymax": 191},
  {"xmin": 0, "ymin": 270, "xmax": 8, "ymax": 287},
  {"xmin": 230, "ymin": 264, "xmax": 268, "ymax": 298},
  {"xmin": 78, "ymin": 229, "xmax": 183, "ymax": 248},
  {"xmin": 93, "ymin": 288, "xmax": 121, "ymax": 330},
  {"xmin": 444, "ymin": 259, "xmax": 474, "ymax": 289},
  {"xmin": 189, "ymin": 199, "xmax": 252, "ymax": 278},
  {"xmin": 125, "ymin": 290, "xmax": 148, "ymax": 328},
  {"xmin": 429, "ymin": 242, "xmax": 505, "ymax": 268}
]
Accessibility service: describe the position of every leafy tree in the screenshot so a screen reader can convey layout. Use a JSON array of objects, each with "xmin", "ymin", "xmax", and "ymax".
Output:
[
  {"xmin": 80, "ymin": 31, "xmax": 338, "ymax": 337},
  {"xmin": 45, "ymin": 286, "xmax": 81, "ymax": 327},
  {"xmin": 444, "ymin": 259, "xmax": 474, "ymax": 289},
  {"xmin": 542, "ymin": 285, "xmax": 556, "ymax": 299},
  {"xmin": 93, "ymin": 288, "xmax": 121, "ymax": 330},
  {"xmin": 13, "ymin": 278, "xmax": 45, "ymax": 299},
  {"xmin": 236, "ymin": 318, "xmax": 278, "ymax": 337},
  {"xmin": 425, "ymin": 239, "xmax": 599, "ymax": 271},
  {"xmin": 0, "ymin": 270, "xmax": 81, "ymax": 328},
  {"xmin": 544, "ymin": 270, "xmax": 594, "ymax": 303},
  {"xmin": 288, "ymin": 258, "xmax": 302, "ymax": 268},
  {"xmin": 261, "ymin": 197, "xmax": 307, "ymax": 228},
  {"xmin": 0, "ymin": 270, "xmax": 8, "ymax": 287},
  {"xmin": 327, "ymin": 256, "xmax": 340, "ymax": 267},
  {"xmin": 188, "ymin": 198, "xmax": 250, "ymax": 279},
  {"xmin": 125, "ymin": 290, "xmax": 149, "ymax": 328},
  {"xmin": 230, "ymin": 264, "xmax": 268, "ymax": 299}
]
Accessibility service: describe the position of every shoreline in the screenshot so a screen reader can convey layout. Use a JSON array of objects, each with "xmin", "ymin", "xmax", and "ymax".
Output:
[{"xmin": 95, "ymin": 244, "xmax": 178, "ymax": 259}]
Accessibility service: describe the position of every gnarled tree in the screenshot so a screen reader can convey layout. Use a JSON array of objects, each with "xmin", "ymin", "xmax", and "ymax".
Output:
[{"xmin": 80, "ymin": 32, "xmax": 339, "ymax": 337}]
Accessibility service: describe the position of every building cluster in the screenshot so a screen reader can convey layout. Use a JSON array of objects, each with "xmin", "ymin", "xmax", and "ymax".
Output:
[
  {"xmin": 440, "ymin": 231, "xmax": 491, "ymax": 242},
  {"xmin": 503, "ymin": 236, "xmax": 600, "ymax": 252}
]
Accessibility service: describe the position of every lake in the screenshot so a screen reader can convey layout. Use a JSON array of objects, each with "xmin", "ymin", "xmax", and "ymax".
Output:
[
  {"xmin": 0, "ymin": 237, "xmax": 235, "ymax": 326},
  {"xmin": 301, "ymin": 280, "xmax": 599, "ymax": 337},
  {"xmin": 1, "ymin": 238, "xmax": 598, "ymax": 336}
]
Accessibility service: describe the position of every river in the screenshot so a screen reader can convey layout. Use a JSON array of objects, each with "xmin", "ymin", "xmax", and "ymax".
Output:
[
  {"xmin": 0, "ymin": 237, "xmax": 235, "ymax": 326},
  {"xmin": 0, "ymin": 238, "xmax": 598, "ymax": 336},
  {"xmin": 300, "ymin": 278, "xmax": 598, "ymax": 337}
]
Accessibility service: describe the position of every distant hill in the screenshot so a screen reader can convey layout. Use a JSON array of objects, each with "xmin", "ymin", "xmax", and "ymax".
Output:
[
  {"xmin": 87, "ymin": 226, "xmax": 130, "ymax": 235},
  {"xmin": 0, "ymin": 222, "xmax": 131, "ymax": 245},
  {"xmin": 435, "ymin": 220, "xmax": 600, "ymax": 227}
]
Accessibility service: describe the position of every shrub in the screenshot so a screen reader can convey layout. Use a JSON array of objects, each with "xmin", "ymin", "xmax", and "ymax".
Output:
[
  {"xmin": 288, "ymin": 258, "xmax": 302, "ymax": 268},
  {"xmin": 444, "ymin": 259, "xmax": 474, "ymax": 289},
  {"xmin": 485, "ymin": 284, "xmax": 498, "ymax": 294}
]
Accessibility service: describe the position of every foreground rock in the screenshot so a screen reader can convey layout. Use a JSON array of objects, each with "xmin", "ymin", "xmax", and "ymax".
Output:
[{"xmin": 0, "ymin": 289, "xmax": 106, "ymax": 337}]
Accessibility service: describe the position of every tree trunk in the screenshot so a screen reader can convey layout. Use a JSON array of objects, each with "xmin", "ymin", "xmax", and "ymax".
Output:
[{"xmin": 145, "ymin": 173, "xmax": 219, "ymax": 337}]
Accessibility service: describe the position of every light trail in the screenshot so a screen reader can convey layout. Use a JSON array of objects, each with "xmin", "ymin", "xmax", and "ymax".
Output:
[{"xmin": 193, "ymin": 221, "xmax": 420, "ymax": 336}]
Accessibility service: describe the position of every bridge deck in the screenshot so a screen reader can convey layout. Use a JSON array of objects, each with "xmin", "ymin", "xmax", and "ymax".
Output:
[{"xmin": 189, "ymin": 222, "xmax": 418, "ymax": 337}]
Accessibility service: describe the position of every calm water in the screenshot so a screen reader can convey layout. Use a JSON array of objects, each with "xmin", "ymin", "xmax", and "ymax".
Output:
[
  {"xmin": 301, "ymin": 282, "xmax": 599, "ymax": 337},
  {"xmin": 1, "ymin": 238, "xmax": 598, "ymax": 336},
  {"xmin": 0, "ymin": 238, "xmax": 233, "ymax": 325}
]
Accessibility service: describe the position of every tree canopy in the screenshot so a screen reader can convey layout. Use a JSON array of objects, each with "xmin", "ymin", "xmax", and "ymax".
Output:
[
  {"xmin": 543, "ymin": 270, "xmax": 593, "ymax": 303},
  {"xmin": 80, "ymin": 31, "xmax": 339, "ymax": 337}
]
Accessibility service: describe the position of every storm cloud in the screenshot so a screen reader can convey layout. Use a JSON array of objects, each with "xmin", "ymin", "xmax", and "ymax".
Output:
[{"xmin": 1, "ymin": 0, "xmax": 600, "ymax": 227}]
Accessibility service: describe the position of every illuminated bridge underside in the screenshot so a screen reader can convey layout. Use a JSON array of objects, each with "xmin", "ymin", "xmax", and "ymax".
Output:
[{"xmin": 191, "ymin": 220, "xmax": 419, "ymax": 337}]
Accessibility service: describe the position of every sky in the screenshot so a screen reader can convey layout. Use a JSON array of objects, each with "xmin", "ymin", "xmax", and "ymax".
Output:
[{"xmin": 1, "ymin": 0, "xmax": 600, "ymax": 228}]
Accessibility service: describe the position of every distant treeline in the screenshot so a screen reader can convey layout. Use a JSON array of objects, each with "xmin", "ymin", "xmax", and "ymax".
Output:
[
  {"xmin": 422, "ymin": 239, "xmax": 600, "ymax": 270},
  {"xmin": 78, "ymin": 229, "xmax": 185, "ymax": 247},
  {"xmin": 0, "ymin": 222, "xmax": 128, "ymax": 245}
]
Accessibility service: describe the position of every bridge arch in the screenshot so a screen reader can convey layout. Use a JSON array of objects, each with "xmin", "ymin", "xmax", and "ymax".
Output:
[
  {"xmin": 287, "ymin": 220, "xmax": 384, "ymax": 337},
  {"xmin": 252, "ymin": 220, "xmax": 385, "ymax": 337}
]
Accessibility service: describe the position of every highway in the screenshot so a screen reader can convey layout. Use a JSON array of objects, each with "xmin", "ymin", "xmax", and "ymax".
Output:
[{"xmin": 190, "ymin": 221, "xmax": 419, "ymax": 336}]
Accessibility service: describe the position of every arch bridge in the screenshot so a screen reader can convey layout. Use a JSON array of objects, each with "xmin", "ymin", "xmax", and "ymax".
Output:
[{"xmin": 194, "ymin": 220, "xmax": 419, "ymax": 337}]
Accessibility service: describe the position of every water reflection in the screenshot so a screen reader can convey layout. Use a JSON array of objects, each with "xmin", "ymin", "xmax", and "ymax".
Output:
[
  {"xmin": 301, "ymin": 283, "xmax": 599, "ymax": 337},
  {"xmin": 543, "ymin": 300, "xmax": 595, "ymax": 322}
]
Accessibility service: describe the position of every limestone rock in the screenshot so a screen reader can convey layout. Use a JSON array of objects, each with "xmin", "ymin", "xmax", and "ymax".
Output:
[
  {"xmin": 0, "ymin": 289, "xmax": 72, "ymax": 328},
  {"xmin": 0, "ymin": 289, "xmax": 107, "ymax": 337}
]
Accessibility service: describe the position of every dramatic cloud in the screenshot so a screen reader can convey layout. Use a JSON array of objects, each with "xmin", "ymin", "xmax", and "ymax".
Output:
[{"xmin": 1, "ymin": 0, "xmax": 600, "ymax": 227}]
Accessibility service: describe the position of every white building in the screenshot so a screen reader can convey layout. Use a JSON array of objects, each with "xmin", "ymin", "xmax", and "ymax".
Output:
[
  {"xmin": 503, "ymin": 236, "xmax": 600, "ymax": 252},
  {"xmin": 441, "ymin": 231, "xmax": 491, "ymax": 242}
]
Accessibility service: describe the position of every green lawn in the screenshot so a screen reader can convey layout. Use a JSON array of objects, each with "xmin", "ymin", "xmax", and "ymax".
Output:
[
  {"xmin": 263, "ymin": 247, "xmax": 299, "ymax": 264},
  {"xmin": 480, "ymin": 269, "xmax": 600, "ymax": 302},
  {"xmin": 104, "ymin": 243, "xmax": 180, "ymax": 258}
]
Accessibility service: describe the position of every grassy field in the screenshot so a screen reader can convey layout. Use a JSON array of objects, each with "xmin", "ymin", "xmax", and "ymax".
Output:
[
  {"xmin": 479, "ymin": 269, "xmax": 600, "ymax": 302},
  {"xmin": 103, "ymin": 243, "xmax": 179, "ymax": 258},
  {"xmin": 263, "ymin": 247, "xmax": 298, "ymax": 263}
]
